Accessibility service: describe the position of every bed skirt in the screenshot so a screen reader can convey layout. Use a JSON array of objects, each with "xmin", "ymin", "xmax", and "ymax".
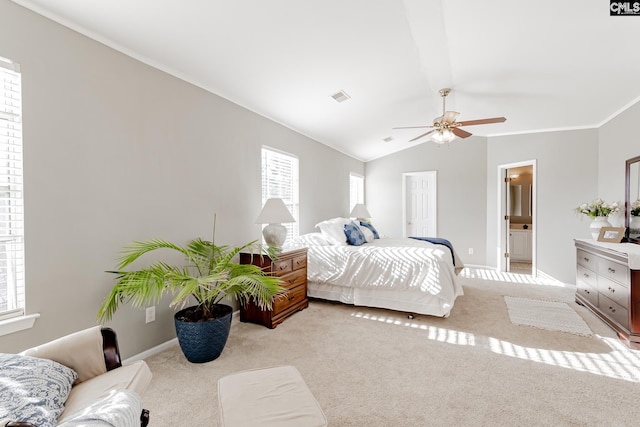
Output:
[{"xmin": 307, "ymin": 281, "xmax": 454, "ymax": 317}]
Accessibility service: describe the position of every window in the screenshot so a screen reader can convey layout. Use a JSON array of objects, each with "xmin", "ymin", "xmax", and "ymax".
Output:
[
  {"xmin": 350, "ymin": 172, "xmax": 364, "ymax": 211},
  {"xmin": 0, "ymin": 56, "xmax": 25, "ymax": 321},
  {"xmin": 261, "ymin": 147, "xmax": 299, "ymax": 242}
]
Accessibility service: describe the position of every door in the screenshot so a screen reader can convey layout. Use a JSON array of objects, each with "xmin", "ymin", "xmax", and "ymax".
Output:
[
  {"xmin": 403, "ymin": 172, "xmax": 437, "ymax": 237},
  {"xmin": 504, "ymin": 168, "xmax": 511, "ymax": 272},
  {"xmin": 498, "ymin": 161, "xmax": 536, "ymax": 277}
]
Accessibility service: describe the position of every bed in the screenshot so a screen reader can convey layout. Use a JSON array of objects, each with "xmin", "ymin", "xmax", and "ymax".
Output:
[{"xmin": 290, "ymin": 218, "xmax": 464, "ymax": 317}]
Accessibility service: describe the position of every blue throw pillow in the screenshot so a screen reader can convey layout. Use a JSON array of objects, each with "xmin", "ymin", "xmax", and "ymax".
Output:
[
  {"xmin": 344, "ymin": 221, "xmax": 367, "ymax": 246},
  {"xmin": 0, "ymin": 353, "xmax": 78, "ymax": 427},
  {"xmin": 359, "ymin": 221, "xmax": 379, "ymax": 239}
]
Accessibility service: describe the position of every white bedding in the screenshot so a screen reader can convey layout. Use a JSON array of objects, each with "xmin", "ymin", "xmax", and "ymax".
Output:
[{"xmin": 294, "ymin": 235, "xmax": 464, "ymax": 317}]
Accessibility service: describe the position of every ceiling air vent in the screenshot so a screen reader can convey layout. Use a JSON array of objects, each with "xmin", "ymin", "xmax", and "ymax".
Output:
[
  {"xmin": 383, "ymin": 136, "xmax": 394, "ymax": 143},
  {"xmin": 330, "ymin": 90, "xmax": 350, "ymax": 103}
]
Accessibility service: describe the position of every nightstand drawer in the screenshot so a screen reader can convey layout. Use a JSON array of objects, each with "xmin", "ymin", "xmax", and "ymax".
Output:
[
  {"xmin": 272, "ymin": 259, "xmax": 292, "ymax": 275},
  {"xmin": 576, "ymin": 281, "xmax": 598, "ymax": 307},
  {"xmin": 273, "ymin": 285, "xmax": 307, "ymax": 315},
  {"xmin": 279, "ymin": 268, "xmax": 307, "ymax": 290},
  {"xmin": 293, "ymin": 254, "xmax": 307, "ymax": 270}
]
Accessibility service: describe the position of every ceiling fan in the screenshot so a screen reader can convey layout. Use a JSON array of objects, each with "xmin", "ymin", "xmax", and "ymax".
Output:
[{"xmin": 393, "ymin": 88, "xmax": 506, "ymax": 144}]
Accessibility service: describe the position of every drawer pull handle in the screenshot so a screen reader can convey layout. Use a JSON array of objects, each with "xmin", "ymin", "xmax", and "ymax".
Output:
[
  {"xmin": 608, "ymin": 287, "xmax": 615, "ymax": 293},
  {"xmin": 584, "ymin": 257, "xmax": 589, "ymax": 262},
  {"xmin": 288, "ymin": 278, "xmax": 296, "ymax": 284},
  {"xmin": 609, "ymin": 306, "xmax": 616, "ymax": 313},
  {"xmin": 583, "ymin": 273, "xmax": 589, "ymax": 278},
  {"xmin": 584, "ymin": 289, "xmax": 590, "ymax": 294},
  {"xmin": 608, "ymin": 267, "xmax": 616, "ymax": 274},
  {"xmin": 288, "ymin": 295, "xmax": 296, "ymax": 301}
]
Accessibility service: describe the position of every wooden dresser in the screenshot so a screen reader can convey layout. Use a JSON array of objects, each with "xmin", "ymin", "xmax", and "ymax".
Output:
[
  {"xmin": 239, "ymin": 247, "xmax": 308, "ymax": 328},
  {"xmin": 574, "ymin": 239, "xmax": 640, "ymax": 347}
]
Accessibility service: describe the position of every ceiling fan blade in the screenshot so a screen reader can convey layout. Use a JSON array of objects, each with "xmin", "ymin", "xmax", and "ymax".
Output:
[
  {"xmin": 456, "ymin": 117, "xmax": 506, "ymax": 126},
  {"xmin": 392, "ymin": 125, "xmax": 434, "ymax": 130},
  {"xmin": 409, "ymin": 129, "xmax": 436, "ymax": 142},
  {"xmin": 452, "ymin": 127, "xmax": 472, "ymax": 138},
  {"xmin": 441, "ymin": 111, "xmax": 459, "ymax": 124}
]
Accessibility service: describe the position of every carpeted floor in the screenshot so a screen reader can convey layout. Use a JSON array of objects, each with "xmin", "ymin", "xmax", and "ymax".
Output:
[{"xmin": 141, "ymin": 267, "xmax": 640, "ymax": 426}]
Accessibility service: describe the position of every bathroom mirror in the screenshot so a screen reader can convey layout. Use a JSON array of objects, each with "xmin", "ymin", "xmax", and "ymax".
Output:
[{"xmin": 626, "ymin": 155, "xmax": 640, "ymax": 244}]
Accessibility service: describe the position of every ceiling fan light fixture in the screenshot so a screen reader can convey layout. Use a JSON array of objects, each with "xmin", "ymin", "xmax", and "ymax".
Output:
[{"xmin": 431, "ymin": 128, "xmax": 455, "ymax": 144}]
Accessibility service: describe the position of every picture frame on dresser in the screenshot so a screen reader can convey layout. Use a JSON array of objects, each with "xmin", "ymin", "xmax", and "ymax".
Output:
[{"xmin": 597, "ymin": 227, "xmax": 625, "ymax": 243}]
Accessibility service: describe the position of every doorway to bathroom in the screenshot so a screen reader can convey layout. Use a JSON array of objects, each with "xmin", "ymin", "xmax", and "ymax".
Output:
[{"xmin": 498, "ymin": 160, "xmax": 536, "ymax": 276}]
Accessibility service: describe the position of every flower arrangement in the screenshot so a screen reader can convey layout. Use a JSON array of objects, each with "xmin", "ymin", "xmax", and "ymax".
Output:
[
  {"xmin": 631, "ymin": 199, "xmax": 640, "ymax": 217},
  {"xmin": 574, "ymin": 199, "xmax": 620, "ymax": 218}
]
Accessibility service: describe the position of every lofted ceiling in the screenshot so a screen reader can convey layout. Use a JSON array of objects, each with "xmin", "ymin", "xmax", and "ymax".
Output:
[{"xmin": 10, "ymin": 0, "xmax": 640, "ymax": 161}]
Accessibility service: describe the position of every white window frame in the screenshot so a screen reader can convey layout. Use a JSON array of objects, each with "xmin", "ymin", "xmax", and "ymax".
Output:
[
  {"xmin": 0, "ymin": 56, "xmax": 37, "ymax": 336},
  {"xmin": 349, "ymin": 172, "xmax": 364, "ymax": 211},
  {"xmin": 261, "ymin": 147, "xmax": 299, "ymax": 243}
]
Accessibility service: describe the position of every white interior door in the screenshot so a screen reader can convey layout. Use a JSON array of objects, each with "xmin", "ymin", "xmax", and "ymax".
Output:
[{"xmin": 403, "ymin": 172, "xmax": 437, "ymax": 237}]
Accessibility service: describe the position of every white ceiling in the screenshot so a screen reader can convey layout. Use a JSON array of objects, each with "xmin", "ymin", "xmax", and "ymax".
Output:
[{"xmin": 11, "ymin": 0, "xmax": 640, "ymax": 161}]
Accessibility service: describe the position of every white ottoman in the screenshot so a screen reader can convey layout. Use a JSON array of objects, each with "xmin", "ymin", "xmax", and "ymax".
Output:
[{"xmin": 218, "ymin": 365, "xmax": 328, "ymax": 427}]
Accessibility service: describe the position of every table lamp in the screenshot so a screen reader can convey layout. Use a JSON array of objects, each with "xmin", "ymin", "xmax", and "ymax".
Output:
[
  {"xmin": 255, "ymin": 198, "xmax": 296, "ymax": 247},
  {"xmin": 350, "ymin": 203, "xmax": 371, "ymax": 221}
]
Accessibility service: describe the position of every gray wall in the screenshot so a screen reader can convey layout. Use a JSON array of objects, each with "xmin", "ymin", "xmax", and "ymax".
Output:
[
  {"xmin": 598, "ymin": 101, "xmax": 640, "ymax": 220},
  {"xmin": 366, "ymin": 137, "xmax": 488, "ymax": 265},
  {"xmin": 0, "ymin": 1, "xmax": 363, "ymax": 356},
  {"xmin": 486, "ymin": 130, "xmax": 599, "ymax": 283}
]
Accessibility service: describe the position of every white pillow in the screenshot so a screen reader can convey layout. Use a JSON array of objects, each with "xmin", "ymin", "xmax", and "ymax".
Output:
[
  {"xmin": 358, "ymin": 224, "xmax": 375, "ymax": 243},
  {"xmin": 290, "ymin": 232, "xmax": 332, "ymax": 246},
  {"xmin": 315, "ymin": 217, "xmax": 350, "ymax": 245}
]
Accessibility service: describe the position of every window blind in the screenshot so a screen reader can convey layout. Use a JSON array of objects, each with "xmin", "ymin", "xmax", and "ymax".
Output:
[
  {"xmin": 350, "ymin": 173, "xmax": 364, "ymax": 211},
  {"xmin": 0, "ymin": 57, "xmax": 25, "ymax": 318},
  {"xmin": 261, "ymin": 147, "xmax": 299, "ymax": 242}
]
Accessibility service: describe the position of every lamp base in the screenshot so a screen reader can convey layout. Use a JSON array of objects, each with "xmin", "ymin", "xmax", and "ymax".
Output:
[{"xmin": 262, "ymin": 223, "xmax": 287, "ymax": 248}]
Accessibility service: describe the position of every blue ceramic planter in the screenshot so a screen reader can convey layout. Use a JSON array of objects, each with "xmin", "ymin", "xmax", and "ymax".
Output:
[{"xmin": 174, "ymin": 304, "xmax": 233, "ymax": 363}]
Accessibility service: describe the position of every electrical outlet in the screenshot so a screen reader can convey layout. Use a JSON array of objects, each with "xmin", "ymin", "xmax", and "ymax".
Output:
[
  {"xmin": 145, "ymin": 306, "xmax": 155, "ymax": 323},
  {"xmin": 468, "ymin": 248, "xmax": 474, "ymax": 255}
]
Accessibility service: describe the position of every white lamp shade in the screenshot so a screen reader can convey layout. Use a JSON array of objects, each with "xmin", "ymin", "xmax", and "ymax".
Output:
[
  {"xmin": 350, "ymin": 203, "xmax": 371, "ymax": 219},
  {"xmin": 255, "ymin": 198, "xmax": 296, "ymax": 224}
]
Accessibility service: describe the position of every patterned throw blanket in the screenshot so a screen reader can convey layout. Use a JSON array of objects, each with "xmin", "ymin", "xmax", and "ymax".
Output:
[{"xmin": 409, "ymin": 237, "xmax": 456, "ymax": 266}]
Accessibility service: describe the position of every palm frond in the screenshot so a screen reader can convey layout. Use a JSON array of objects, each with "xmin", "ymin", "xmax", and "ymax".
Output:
[{"xmin": 117, "ymin": 239, "xmax": 189, "ymax": 270}]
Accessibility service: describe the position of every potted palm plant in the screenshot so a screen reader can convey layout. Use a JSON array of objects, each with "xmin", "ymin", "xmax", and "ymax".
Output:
[{"xmin": 97, "ymin": 218, "xmax": 285, "ymax": 363}]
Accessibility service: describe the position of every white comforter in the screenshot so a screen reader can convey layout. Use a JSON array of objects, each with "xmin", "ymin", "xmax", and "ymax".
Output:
[{"xmin": 304, "ymin": 237, "xmax": 464, "ymax": 300}]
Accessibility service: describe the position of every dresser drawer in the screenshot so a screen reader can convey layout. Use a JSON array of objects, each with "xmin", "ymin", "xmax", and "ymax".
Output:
[
  {"xmin": 279, "ymin": 268, "xmax": 307, "ymax": 290},
  {"xmin": 273, "ymin": 284, "xmax": 307, "ymax": 315},
  {"xmin": 272, "ymin": 258, "xmax": 292, "ymax": 275},
  {"xmin": 599, "ymin": 294, "xmax": 629, "ymax": 329},
  {"xmin": 576, "ymin": 265, "xmax": 597, "ymax": 289},
  {"xmin": 577, "ymin": 249, "xmax": 597, "ymax": 270},
  {"xmin": 598, "ymin": 275, "xmax": 628, "ymax": 309},
  {"xmin": 576, "ymin": 281, "xmax": 598, "ymax": 307},
  {"xmin": 598, "ymin": 258, "xmax": 629, "ymax": 286}
]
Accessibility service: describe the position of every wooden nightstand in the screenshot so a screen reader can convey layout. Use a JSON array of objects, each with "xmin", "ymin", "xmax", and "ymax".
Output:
[{"xmin": 239, "ymin": 247, "xmax": 308, "ymax": 328}]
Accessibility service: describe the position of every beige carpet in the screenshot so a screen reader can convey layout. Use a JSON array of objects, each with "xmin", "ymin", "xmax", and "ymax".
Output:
[{"xmin": 142, "ymin": 268, "xmax": 640, "ymax": 426}]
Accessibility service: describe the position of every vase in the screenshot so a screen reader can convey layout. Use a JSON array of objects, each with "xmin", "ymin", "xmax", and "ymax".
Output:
[{"xmin": 590, "ymin": 216, "xmax": 611, "ymax": 240}]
